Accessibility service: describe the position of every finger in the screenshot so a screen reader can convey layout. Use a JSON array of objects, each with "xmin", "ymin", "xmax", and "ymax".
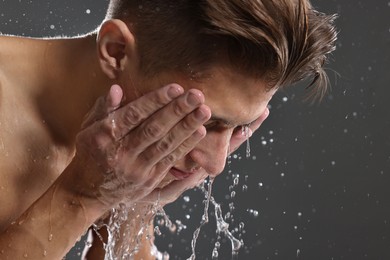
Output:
[
  {"xmin": 123, "ymin": 89, "xmax": 205, "ymax": 150},
  {"xmin": 228, "ymin": 107, "xmax": 270, "ymax": 154},
  {"xmin": 81, "ymin": 85, "xmax": 124, "ymax": 129},
  {"xmin": 142, "ymin": 171, "xmax": 208, "ymax": 205},
  {"xmin": 153, "ymin": 125, "xmax": 207, "ymax": 175},
  {"xmin": 137, "ymin": 105, "xmax": 210, "ymax": 166},
  {"xmin": 249, "ymin": 107, "xmax": 270, "ymax": 133},
  {"xmin": 135, "ymin": 124, "xmax": 207, "ymax": 194},
  {"xmin": 106, "ymin": 84, "xmax": 184, "ymax": 140}
]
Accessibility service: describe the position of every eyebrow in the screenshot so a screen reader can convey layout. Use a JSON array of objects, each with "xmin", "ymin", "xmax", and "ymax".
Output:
[
  {"xmin": 209, "ymin": 114, "xmax": 253, "ymax": 128},
  {"xmin": 209, "ymin": 115, "xmax": 235, "ymax": 127}
]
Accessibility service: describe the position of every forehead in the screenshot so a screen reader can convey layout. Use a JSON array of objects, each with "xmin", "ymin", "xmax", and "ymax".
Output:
[{"xmin": 188, "ymin": 66, "xmax": 276, "ymax": 126}]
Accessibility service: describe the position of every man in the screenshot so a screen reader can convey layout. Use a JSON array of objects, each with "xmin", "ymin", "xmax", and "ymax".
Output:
[{"xmin": 0, "ymin": 0, "xmax": 337, "ymax": 259}]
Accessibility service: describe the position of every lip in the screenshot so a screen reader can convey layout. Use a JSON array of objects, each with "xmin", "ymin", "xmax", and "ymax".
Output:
[{"xmin": 170, "ymin": 167, "xmax": 193, "ymax": 180}]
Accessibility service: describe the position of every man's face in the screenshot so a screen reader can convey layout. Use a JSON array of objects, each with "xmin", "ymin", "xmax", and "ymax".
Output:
[{"xmin": 142, "ymin": 66, "xmax": 277, "ymax": 187}]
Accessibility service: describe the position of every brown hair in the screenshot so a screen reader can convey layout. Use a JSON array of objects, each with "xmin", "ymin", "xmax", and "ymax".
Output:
[{"xmin": 106, "ymin": 0, "xmax": 337, "ymax": 100}]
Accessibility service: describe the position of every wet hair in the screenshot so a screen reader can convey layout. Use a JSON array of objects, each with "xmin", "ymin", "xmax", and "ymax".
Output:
[{"xmin": 106, "ymin": 0, "xmax": 337, "ymax": 100}]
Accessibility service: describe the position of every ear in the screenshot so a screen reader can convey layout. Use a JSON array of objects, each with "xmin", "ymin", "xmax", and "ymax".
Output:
[{"xmin": 97, "ymin": 19, "xmax": 137, "ymax": 79}]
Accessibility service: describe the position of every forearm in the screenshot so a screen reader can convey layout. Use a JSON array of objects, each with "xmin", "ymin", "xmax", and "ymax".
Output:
[{"xmin": 0, "ymin": 166, "xmax": 106, "ymax": 259}]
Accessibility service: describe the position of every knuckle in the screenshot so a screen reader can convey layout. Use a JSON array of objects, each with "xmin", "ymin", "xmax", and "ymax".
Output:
[
  {"xmin": 151, "ymin": 90, "xmax": 169, "ymax": 107},
  {"xmin": 164, "ymin": 153, "xmax": 177, "ymax": 165},
  {"xmin": 173, "ymin": 102, "xmax": 186, "ymax": 117},
  {"xmin": 138, "ymin": 152, "xmax": 152, "ymax": 165},
  {"xmin": 181, "ymin": 116, "xmax": 194, "ymax": 131},
  {"xmin": 156, "ymin": 139, "xmax": 171, "ymax": 153},
  {"xmin": 143, "ymin": 123, "xmax": 163, "ymax": 139},
  {"xmin": 123, "ymin": 105, "xmax": 142, "ymax": 126}
]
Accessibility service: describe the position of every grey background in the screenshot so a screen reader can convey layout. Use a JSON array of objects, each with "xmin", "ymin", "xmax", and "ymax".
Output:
[{"xmin": 1, "ymin": 0, "xmax": 389, "ymax": 259}]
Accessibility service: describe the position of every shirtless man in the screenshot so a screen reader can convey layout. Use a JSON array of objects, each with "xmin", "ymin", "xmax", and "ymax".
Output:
[{"xmin": 0, "ymin": 0, "xmax": 337, "ymax": 259}]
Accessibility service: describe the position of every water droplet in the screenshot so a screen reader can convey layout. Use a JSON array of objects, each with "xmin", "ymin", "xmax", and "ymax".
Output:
[
  {"xmin": 48, "ymin": 234, "xmax": 53, "ymax": 241},
  {"xmin": 233, "ymin": 176, "xmax": 239, "ymax": 186},
  {"xmin": 183, "ymin": 196, "xmax": 190, "ymax": 203},
  {"xmin": 154, "ymin": 226, "xmax": 162, "ymax": 236},
  {"xmin": 212, "ymin": 247, "xmax": 219, "ymax": 259},
  {"xmin": 239, "ymin": 222, "xmax": 245, "ymax": 231},
  {"xmin": 85, "ymin": 9, "xmax": 91, "ymax": 14},
  {"xmin": 49, "ymin": 24, "xmax": 55, "ymax": 30}
]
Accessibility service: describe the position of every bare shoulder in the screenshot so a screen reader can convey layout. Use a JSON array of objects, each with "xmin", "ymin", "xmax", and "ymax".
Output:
[{"xmin": 0, "ymin": 35, "xmax": 56, "ymax": 232}]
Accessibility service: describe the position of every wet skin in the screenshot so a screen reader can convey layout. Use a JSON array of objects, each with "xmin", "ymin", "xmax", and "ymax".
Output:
[
  {"xmin": 82, "ymin": 69, "xmax": 274, "ymax": 258},
  {"xmin": 72, "ymin": 66, "xmax": 275, "ymax": 209},
  {"xmin": 0, "ymin": 20, "xmax": 274, "ymax": 258},
  {"xmin": 143, "ymin": 67, "xmax": 275, "ymax": 192}
]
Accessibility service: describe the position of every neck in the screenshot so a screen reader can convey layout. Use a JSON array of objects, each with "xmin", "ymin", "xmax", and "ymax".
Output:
[{"xmin": 36, "ymin": 34, "xmax": 113, "ymax": 146}]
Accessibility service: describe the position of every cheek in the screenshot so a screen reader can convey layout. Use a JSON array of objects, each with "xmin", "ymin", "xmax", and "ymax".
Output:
[{"xmin": 202, "ymin": 127, "xmax": 235, "ymax": 149}]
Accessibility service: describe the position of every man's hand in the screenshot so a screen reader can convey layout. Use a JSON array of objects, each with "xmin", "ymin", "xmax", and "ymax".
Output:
[{"xmin": 62, "ymin": 84, "xmax": 211, "ymax": 216}]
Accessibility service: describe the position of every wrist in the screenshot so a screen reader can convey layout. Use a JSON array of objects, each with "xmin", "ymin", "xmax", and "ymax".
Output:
[{"xmin": 56, "ymin": 159, "xmax": 111, "ymax": 223}]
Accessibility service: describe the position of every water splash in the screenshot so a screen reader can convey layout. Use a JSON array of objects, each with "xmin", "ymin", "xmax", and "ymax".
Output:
[
  {"xmin": 242, "ymin": 125, "xmax": 251, "ymax": 158},
  {"xmin": 187, "ymin": 177, "xmax": 243, "ymax": 259},
  {"xmin": 187, "ymin": 177, "xmax": 214, "ymax": 260},
  {"xmin": 93, "ymin": 200, "xmax": 167, "ymax": 260}
]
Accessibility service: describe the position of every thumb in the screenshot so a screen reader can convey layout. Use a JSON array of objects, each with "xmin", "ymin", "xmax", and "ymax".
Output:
[{"xmin": 81, "ymin": 84, "xmax": 123, "ymax": 129}]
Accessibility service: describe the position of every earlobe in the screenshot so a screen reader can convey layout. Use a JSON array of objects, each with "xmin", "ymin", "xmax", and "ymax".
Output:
[{"xmin": 97, "ymin": 19, "xmax": 136, "ymax": 79}]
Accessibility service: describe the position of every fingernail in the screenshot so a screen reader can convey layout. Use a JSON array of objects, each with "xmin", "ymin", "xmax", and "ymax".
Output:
[
  {"xmin": 187, "ymin": 91, "xmax": 202, "ymax": 106},
  {"xmin": 107, "ymin": 84, "xmax": 123, "ymax": 107},
  {"xmin": 265, "ymin": 107, "xmax": 270, "ymax": 117},
  {"xmin": 168, "ymin": 85, "xmax": 184, "ymax": 99},
  {"xmin": 248, "ymin": 128, "xmax": 253, "ymax": 137}
]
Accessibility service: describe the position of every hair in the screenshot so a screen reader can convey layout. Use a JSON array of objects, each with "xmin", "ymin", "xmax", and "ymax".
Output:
[{"xmin": 106, "ymin": 0, "xmax": 337, "ymax": 101}]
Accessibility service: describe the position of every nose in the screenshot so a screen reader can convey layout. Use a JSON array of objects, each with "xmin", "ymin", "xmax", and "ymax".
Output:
[{"xmin": 189, "ymin": 129, "xmax": 232, "ymax": 177}]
